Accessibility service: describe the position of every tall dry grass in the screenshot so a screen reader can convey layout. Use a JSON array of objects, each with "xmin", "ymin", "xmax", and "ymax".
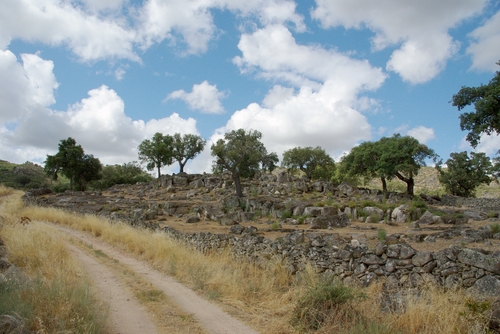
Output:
[
  {"xmin": 0, "ymin": 187, "xmax": 108, "ymax": 333},
  {"xmin": 3, "ymin": 185, "xmax": 493, "ymax": 333}
]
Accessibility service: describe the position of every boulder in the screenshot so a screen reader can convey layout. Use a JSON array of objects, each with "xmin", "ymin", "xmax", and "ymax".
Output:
[
  {"xmin": 458, "ymin": 249, "xmax": 500, "ymax": 274},
  {"xmin": 391, "ymin": 204, "xmax": 409, "ymax": 223},
  {"xmin": 467, "ymin": 275, "xmax": 500, "ymax": 297},
  {"xmin": 185, "ymin": 216, "xmax": 200, "ymax": 224},
  {"xmin": 307, "ymin": 213, "xmax": 350, "ymax": 229},
  {"xmin": 363, "ymin": 207, "xmax": 384, "ymax": 221}
]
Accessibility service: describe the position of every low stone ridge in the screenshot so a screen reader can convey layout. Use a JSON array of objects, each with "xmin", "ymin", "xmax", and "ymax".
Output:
[{"xmin": 21, "ymin": 172, "xmax": 500, "ymax": 299}]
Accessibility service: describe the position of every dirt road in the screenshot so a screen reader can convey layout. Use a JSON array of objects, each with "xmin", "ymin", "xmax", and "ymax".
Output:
[{"xmin": 56, "ymin": 225, "xmax": 260, "ymax": 334}]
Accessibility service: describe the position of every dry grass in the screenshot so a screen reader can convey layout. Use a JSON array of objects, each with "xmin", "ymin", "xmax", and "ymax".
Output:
[
  {"xmin": 1, "ymin": 185, "xmax": 494, "ymax": 333},
  {"xmin": 0, "ymin": 188, "xmax": 108, "ymax": 333}
]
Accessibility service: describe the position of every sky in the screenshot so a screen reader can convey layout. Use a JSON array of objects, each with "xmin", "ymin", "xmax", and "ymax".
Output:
[{"xmin": 1, "ymin": 0, "xmax": 500, "ymax": 175}]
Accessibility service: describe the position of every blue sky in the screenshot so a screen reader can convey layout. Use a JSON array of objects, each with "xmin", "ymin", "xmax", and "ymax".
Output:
[{"xmin": 1, "ymin": 0, "xmax": 499, "ymax": 174}]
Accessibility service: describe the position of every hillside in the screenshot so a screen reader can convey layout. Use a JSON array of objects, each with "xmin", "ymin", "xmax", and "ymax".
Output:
[{"xmin": 0, "ymin": 160, "xmax": 52, "ymax": 189}]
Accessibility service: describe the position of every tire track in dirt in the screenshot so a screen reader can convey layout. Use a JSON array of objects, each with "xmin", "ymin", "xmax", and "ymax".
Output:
[
  {"xmin": 55, "ymin": 224, "xmax": 260, "ymax": 334},
  {"xmin": 66, "ymin": 243, "xmax": 159, "ymax": 334}
]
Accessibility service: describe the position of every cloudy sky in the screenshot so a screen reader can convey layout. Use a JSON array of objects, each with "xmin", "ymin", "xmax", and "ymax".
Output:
[{"xmin": 1, "ymin": 0, "xmax": 499, "ymax": 174}]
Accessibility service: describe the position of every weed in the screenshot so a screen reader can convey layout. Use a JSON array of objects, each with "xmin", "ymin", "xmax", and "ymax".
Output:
[
  {"xmin": 271, "ymin": 222, "xmax": 280, "ymax": 230},
  {"xmin": 487, "ymin": 211, "xmax": 499, "ymax": 218},
  {"xmin": 136, "ymin": 289, "xmax": 165, "ymax": 303},
  {"xmin": 377, "ymin": 228, "xmax": 387, "ymax": 241},
  {"xmin": 490, "ymin": 223, "xmax": 500, "ymax": 235},
  {"xmin": 281, "ymin": 210, "xmax": 292, "ymax": 219},
  {"xmin": 290, "ymin": 278, "xmax": 365, "ymax": 332}
]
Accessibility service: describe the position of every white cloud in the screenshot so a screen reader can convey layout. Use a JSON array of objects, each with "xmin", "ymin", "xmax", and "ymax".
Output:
[
  {"xmin": 165, "ymin": 81, "xmax": 227, "ymax": 114},
  {"xmin": 114, "ymin": 67, "xmax": 126, "ymax": 81},
  {"xmin": 460, "ymin": 133, "xmax": 500, "ymax": 156},
  {"xmin": 0, "ymin": 50, "xmax": 58, "ymax": 124},
  {"xmin": 311, "ymin": 0, "xmax": 486, "ymax": 84},
  {"xmin": 0, "ymin": 52, "xmax": 200, "ymax": 165},
  {"xmin": 222, "ymin": 24, "xmax": 388, "ymax": 160},
  {"xmin": 0, "ymin": 0, "xmax": 139, "ymax": 62},
  {"xmin": 407, "ymin": 126, "xmax": 436, "ymax": 144},
  {"xmin": 467, "ymin": 11, "xmax": 500, "ymax": 72}
]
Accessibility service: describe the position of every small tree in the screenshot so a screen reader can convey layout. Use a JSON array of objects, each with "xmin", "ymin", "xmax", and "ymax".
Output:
[
  {"xmin": 171, "ymin": 133, "xmax": 206, "ymax": 173},
  {"xmin": 44, "ymin": 137, "xmax": 102, "ymax": 191},
  {"xmin": 91, "ymin": 162, "xmax": 153, "ymax": 189},
  {"xmin": 452, "ymin": 61, "xmax": 500, "ymax": 147},
  {"xmin": 138, "ymin": 133, "xmax": 173, "ymax": 178},
  {"xmin": 211, "ymin": 129, "xmax": 274, "ymax": 197},
  {"xmin": 376, "ymin": 134, "xmax": 437, "ymax": 196},
  {"xmin": 282, "ymin": 146, "xmax": 335, "ymax": 180},
  {"xmin": 437, "ymin": 151, "xmax": 493, "ymax": 197},
  {"xmin": 340, "ymin": 141, "xmax": 385, "ymax": 190}
]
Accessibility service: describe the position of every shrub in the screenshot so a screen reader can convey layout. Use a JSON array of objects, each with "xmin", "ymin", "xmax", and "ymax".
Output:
[
  {"xmin": 377, "ymin": 228, "xmax": 387, "ymax": 241},
  {"xmin": 290, "ymin": 278, "xmax": 365, "ymax": 332},
  {"xmin": 491, "ymin": 223, "xmax": 500, "ymax": 235},
  {"xmin": 281, "ymin": 210, "xmax": 292, "ymax": 219}
]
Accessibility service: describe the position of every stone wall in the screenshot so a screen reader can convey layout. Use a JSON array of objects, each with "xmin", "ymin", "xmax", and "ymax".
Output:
[
  {"xmin": 158, "ymin": 225, "xmax": 500, "ymax": 296},
  {"xmin": 441, "ymin": 195, "xmax": 500, "ymax": 213}
]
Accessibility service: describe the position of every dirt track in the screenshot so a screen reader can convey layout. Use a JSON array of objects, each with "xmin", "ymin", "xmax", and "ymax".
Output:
[{"xmin": 54, "ymin": 224, "xmax": 259, "ymax": 334}]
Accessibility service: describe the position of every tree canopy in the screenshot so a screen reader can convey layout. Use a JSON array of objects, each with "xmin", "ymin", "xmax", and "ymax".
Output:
[
  {"xmin": 437, "ymin": 151, "xmax": 494, "ymax": 197},
  {"xmin": 281, "ymin": 146, "xmax": 335, "ymax": 180},
  {"xmin": 171, "ymin": 133, "xmax": 206, "ymax": 173},
  {"xmin": 91, "ymin": 162, "xmax": 153, "ymax": 189},
  {"xmin": 138, "ymin": 133, "xmax": 173, "ymax": 178},
  {"xmin": 44, "ymin": 137, "xmax": 102, "ymax": 191},
  {"xmin": 211, "ymin": 129, "xmax": 275, "ymax": 197},
  {"xmin": 340, "ymin": 134, "xmax": 436, "ymax": 195},
  {"xmin": 452, "ymin": 61, "xmax": 500, "ymax": 147}
]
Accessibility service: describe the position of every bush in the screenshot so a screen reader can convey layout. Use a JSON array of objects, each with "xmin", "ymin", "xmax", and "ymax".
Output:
[
  {"xmin": 290, "ymin": 278, "xmax": 365, "ymax": 332},
  {"xmin": 491, "ymin": 223, "xmax": 500, "ymax": 235},
  {"xmin": 377, "ymin": 228, "xmax": 387, "ymax": 241}
]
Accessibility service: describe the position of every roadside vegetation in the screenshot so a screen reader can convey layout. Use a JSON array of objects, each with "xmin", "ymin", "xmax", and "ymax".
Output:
[
  {"xmin": 0, "ymin": 185, "xmax": 493, "ymax": 333},
  {"xmin": 0, "ymin": 188, "xmax": 107, "ymax": 333}
]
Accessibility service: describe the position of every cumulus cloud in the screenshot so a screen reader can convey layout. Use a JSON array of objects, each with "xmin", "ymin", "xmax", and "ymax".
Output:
[
  {"xmin": 0, "ymin": 50, "xmax": 58, "ymax": 123},
  {"xmin": 165, "ymin": 81, "xmax": 227, "ymax": 114},
  {"xmin": 459, "ymin": 133, "xmax": 500, "ymax": 156},
  {"xmin": 214, "ymin": 25, "xmax": 386, "ymax": 160},
  {"xmin": 311, "ymin": 0, "xmax": 486, "ymax": 84},
  {"xmin": 407, "ymin": 126, "xmax": 436, "ymax": 144},
  {"xmin": 0, "ymin": 52, "xmax": 200, "ymax": 165},
  {"xmin": 467, "ymin": 11, "xmax": 500, "ymax": 72}
]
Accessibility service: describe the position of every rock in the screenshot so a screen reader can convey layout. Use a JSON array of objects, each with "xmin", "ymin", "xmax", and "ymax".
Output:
[
  {"xmin": 337, "ymin": 181, "xmax": 357, "ymax": 197},
  {"xmin": 186, "ymin": 216, "xmax": 200, "ymax": 224},
  {"xmin": 467, "ymin": 275, "xmax": 500, "ymax": 297},
  {"xmin": 362, "ymin": 207, "xmax": 384, "ymax": 221},
  {"xmin": 463, "ymin": 210, "xmax": 487, "ymax": 221},
  {"xmin": 417, "ymin": 210, "xmax": 437, "ymax": 225},
  {"xmin": 458, "ymin": 249, "xmax": 500, "ymax": 274},
  {"xmin": 189, "ymin": 179, "xmax": 204, "ymax": 188},
  {"xmin": 229, "ymin": 224, "xmax": 245, "ymax": 234},
  {"xmin": 391, "ymin": 204, "xmax": 409, "ymax": 223},
  {"xmin": 276, "ymin": 171, "xmax": 289, "ymax": 183},
  {"xmin": 307, "ymin": 213, "xmax": 350, "ymax": 229},
  {"xmin": 242, "ymin": 226, "xmax": 258, "ymax": 235},
  {"xmin": 412, "ymin": 251, "xmax": 433, "ymax": 267},
  {"xmin": 303, "ymin": 207, "xmax": 323, "ymax": 217}
]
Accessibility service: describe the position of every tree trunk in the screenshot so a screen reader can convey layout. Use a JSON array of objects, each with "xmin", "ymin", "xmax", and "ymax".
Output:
[
  {"xmin": 157, "ymin": 166, "xmax": 161, "ymax": 178},
  {"xmin": 233, "ymin": 173, "xmax": 243, "ymax": 198},
  {"xmin": 70, "ymin": 177, "xmax": 73, "ymax": 191},
  {"xmin": 179, "ymin": 161, "xmax": 185, "ymax": 173},
  {"xmin": 395, "ymin": 172, "xmax": 414, "ymax": 196},
  {"xmin": 381, "ymin": 176, "xmax": 387, "ymax": 193}
]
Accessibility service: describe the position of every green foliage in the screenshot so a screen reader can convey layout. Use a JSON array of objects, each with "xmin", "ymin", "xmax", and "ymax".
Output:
[
  {"xmin": 271, "ymin": 222, "xmax": 280, "ymax": 230},
  {"xmin": 138, "ymin": 133, "xmax": 173, "ymax": 178},
  {"xmin": 171, "ymin": 133, "xmax": 206, "ymax": 173},
  {"xmin": 341, "ymin": 134, "xmax": 437, "ymax": 195},
  {"xmin": 491, "ymin": 223, "xmax": 500, "ymax": 235},
  {"xmin": 281, "ymin": 210, "xmax": 292, "ymax": 219},
  {"xmin": 282, "ymin": 146, "xmax": 335, "ymax": 180},
  {"xmin": 377, "ymin": 228, "xmax": 387, "ymax": 241},
  {"xmin": 90, "ymin": 162, "xmax": 152, "ymax": 190},
  {"xmin": 452, "ymin": 61, "xmax": 500, "ymax": 147},
  {"xmin": 290, "ymin": 278, "xmax": 365, "ymax": 332},
  {"xmin": 44, "ymin": 138, "xmax": 102, "ymax": 191},
  {"xmin": 437, "ymin": 151, "xmax": 493, "ymax": 197},
  {"xmin": 0, "ymin": 161, "xmax": 52, "ymax": 190},
  {"xmin": 211, "ymin": 129, "xmax": 275, "ymax": 197}
]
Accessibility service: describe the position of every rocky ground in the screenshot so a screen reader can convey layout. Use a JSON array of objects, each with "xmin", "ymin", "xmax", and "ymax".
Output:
[{"xmin": 24, "ymin": 170, "xmax": 500, "ymax": 254}]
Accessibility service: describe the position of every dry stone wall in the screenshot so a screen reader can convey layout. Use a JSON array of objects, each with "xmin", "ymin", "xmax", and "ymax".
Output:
[{"xmin": 159, "ymin": 225, "xmax": 500, "ymax": 296}]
